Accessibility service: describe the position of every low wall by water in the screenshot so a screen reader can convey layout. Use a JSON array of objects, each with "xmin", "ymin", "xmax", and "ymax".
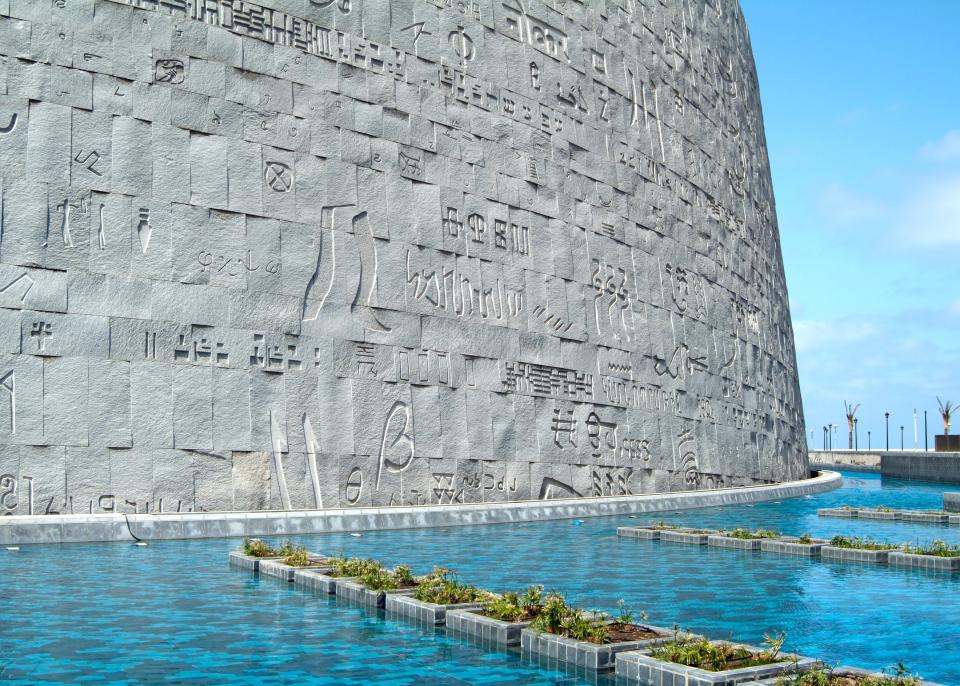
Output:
[
  {"xmin": 0, "ymin": 471, "xmax": 841, "ymax": 546},
  {"xmin": 880, "ymin": 451, "xmax": 960, "ymax": 484},
  {"xmin": 809, "ymin": 450, "xmax": 881, "ymax": 473}
]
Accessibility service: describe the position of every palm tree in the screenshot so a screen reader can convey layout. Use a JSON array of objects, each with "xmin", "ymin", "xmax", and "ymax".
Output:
[
  {"xmin": 844, "ymin": 401, "xmax": 860, "ymax": 450},
  {"xmin": 937, "ymin": 397, "xmax": 956, "ymax": 435}
]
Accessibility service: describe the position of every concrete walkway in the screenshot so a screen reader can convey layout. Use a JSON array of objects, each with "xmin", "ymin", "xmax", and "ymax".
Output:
[{"xmin": 0, "ymin": 471, "xmax": 842, "ymax": 545}]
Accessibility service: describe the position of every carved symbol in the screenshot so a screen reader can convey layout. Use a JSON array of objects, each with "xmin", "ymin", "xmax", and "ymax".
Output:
[
  {"xmin": 678, "ymin": 428, "xmax": 700, "ymax": 487},
  {"xmin": 144, "ymin": 331, "xmax": 157, "ymax": 359},
  {"xmin": 154, "ymin": 59, "xmax": 185, "ymax": 84},
  {"xmin": 56, "ymin": 199, "xmax": 74, "ymax": 248},
  {"xmin": 530, "ymin": 62, "xmax": 540, "ymax": 90},
  {"xmin": 269, "ymin": 409, "xmax": 291, "ymax": 510},
  {"xmin": 30, "ymin": 321, "xmax": 53, "ymax": 352},
  {"xmin": 398, "ymin": 149, "xmax": 424, "ymax": 180},
  {"xmin": 264, "ymin": 161, "xmax": 293, "ymax": 192},
  {"xmin": 551, "ymin": 408, "xmax": 577, "ymax": 448},
  {"xmin": 448, "ymin": 26, "xmax": 475, "ymax": 65},
  {"xmin": 74, "ymin": 150, "xmax": 104, "ymax": 177},
  {"xmin": 0, "ymin": 273, "xmax": 35, "ymax": 303},
  {"xmin": 83, "ymin": 52, "xmax": 101, "ymax": 61},
  {"xmin": 586, "ymin": 412, "xmax": 618, "ymax": 459},
  {"xmin": 538, "ymin": 477, "xmax": 582, "ymax": 500},
  {"xmin": 97, "ymin": 204, "xmax": 106, "ymax": 250},
  {"xmin": 352, "ymin": 211, "xmax": 391, "ymax": 333},
  {"xmin": 345, "ymin": 467, "xmax": 363, "ymax": 505},
  {"xmin": 114, "ymin": 85, "xmax": 125, "ymax": 97},
  {"xmin": 0, "ymin": 113, "xmax": 17, "ymax": 134},
  {"xmin": 303, "ymin": 414, "xmax": 323, "ymax": 509},
  {"xmin": 303, "ymin": 206, "xmax": 347, "ymax": 322},
  {"xmin": 0, "ymin": 474, "xmax": 16, "ymax": 512},
  {"xmin": 137, "ymin": 208, "xmax": 152, "ymax": 254},
  {"xmin": 0, "ymin": 371, "xmax": 14, "ymax": 433},
  {"xmin": 375, "ymin": 401, "xmax": 414, "ymax": 489},
  {"xmin": 402, "ymin": 22, "xmax": 431, "ymax": 45}
]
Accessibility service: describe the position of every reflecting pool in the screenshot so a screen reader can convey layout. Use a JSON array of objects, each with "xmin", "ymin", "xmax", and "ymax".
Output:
[{"xmin": 1, "ymin": 471, "xmax": 958, "ymax": 685}]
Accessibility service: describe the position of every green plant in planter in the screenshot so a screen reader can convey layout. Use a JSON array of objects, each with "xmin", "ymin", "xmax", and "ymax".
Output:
[
  {"xmin": 797, "ymin": 534, "xmax": 814, "ymax": 544},
  {"xmin": 775, "ymin": 662, "xmax": 921, "ymax": 685},
  {"xmin": 327, "ymin": 555, "xmax": 384, "ymax": 578},
  {"xmin": 412, "ymin": 567, "xmax": 494, "ymax": 604},
  {"xmin": 243, "ymin": 538, "xmax": 278, "ymax": 557},
  {"xmin": 903, "ymin": 539, "xmax": 960, "ymax": 557},
  {"xmin": 650, "ymin": 631, "xmax": 786, "ymax": 671},
  {"xmin": 726, "ymin": 528, "xmax": 779, "ymax": 539},
  {"xmin": 484, "ymin": 585, "xmax": 544, "ymax": 622},
  {"xmin": 529, "ymin": 593, "xmax": 607, "ymax": 644},
  {"xmin": 612, "ymin": 599, "xmax": 647, "ymax": 628},
  {"xmin": 282, "ymin": 545, "xmax": 310, "ymax": 567},
  {"xmin": 828, "ymin": 536, "xmax": 900, "ymax": 551}
]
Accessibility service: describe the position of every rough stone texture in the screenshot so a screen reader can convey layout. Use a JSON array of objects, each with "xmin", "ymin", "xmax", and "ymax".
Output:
[{"xmin": 0, "ymin": 0, "xmax": 807, "ymax": 515}]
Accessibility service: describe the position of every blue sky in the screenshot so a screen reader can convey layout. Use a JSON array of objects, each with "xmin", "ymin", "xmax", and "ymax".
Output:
[{"xmin": 740, "ymin": 1, "xmax": 960, "ymax": 450}]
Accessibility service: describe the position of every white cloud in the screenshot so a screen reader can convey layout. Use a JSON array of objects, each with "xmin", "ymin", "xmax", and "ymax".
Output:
[
  {"xmin": 818, "ymin": 183, "xmax": 882, "ymax": 224},
  {"xmin": 891, "ymin": 175, "xmax": 960, "ymax": 247},
  {"xmin": 793, "ymin": 318, "xmax": 877, "ymax": 355},
  {"xmin": 919, "ymin": 130, "xmax": 960, "ymax": 161}
]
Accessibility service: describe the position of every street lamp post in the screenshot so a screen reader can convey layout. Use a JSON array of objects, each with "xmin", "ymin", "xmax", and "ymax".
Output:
[
  {"xmin": 900, "ymin": 425, "xmax": 904, "ymax": 451},
  {"xmin": 885, "ymin": 412, "xmax": 890, "ymax": 451},
  {"xmin": 868, "ymin": 431, "xmax": 871, "ymax": 450},
  {"xmin": 924, "ymin": 411, "xmax": 928, "ymax": 451},
  {"xmin": 913, "ymin": 409, "xmax": 918, "ymax": 449},
  {"xmin": 823, "ymin": 426, "xmax": 828, "ymax": 450},
  {"xmin": 854, "ymin": 418, "xmax": 859, "ymax": 450}
]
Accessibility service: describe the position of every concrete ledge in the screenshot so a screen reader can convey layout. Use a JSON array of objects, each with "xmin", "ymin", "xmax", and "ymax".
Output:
[
  {"xmin": 293, "ymin": 569, "xmax": 343, "ymax": 594},
  {"xmin": 521, "ymin": 623, "xmax": 675, "ymax": 671},
  {"xmin": 945, "ymin": 492, "xmax": 960, "ymax": 512},
  {"xmin": 0, "ymin": 471, "xmax": 842, "ymax": 545},
  {"xmin": 707, "ymin": 535, "xmax": 762, "ymax": 551},
  {"xmin": 616, "ymin": 526, "xmax": 661, "ymax": 540},
  {"xmin": 900, "ymin": 512, "xmax": 950, "ymax": 524},
  {"xmin": 446, "ymin": 608, "xmax": 531, "ymax": 647},
  {"xmin": 386, "ymin": 594, "xmax": 485, "ymax": 626},
  {"xmin": 821, "ymin": 546, "xmax": 891, "ymax": 564},
  {"xmin": 659, "ymin": 530, "xmax": 713, "ymax": 545},
  {"xmin": 816, "ymin": 507, "xmax": 858, "ymax": 518},
  {"xmin": 615, "ymin": 644, "xmax": 817, "ymax": 686},
  {"xmin": 759, "ymin": 540, "xmax": 824, "ymax": 556},
  {"xmin": 888, "ymin": 551, "xmax": 960, "ymax": 573},
  {"xmin": 757, "ymin": 665, "xmax": 945, "ymax": 686},
  {"xmin": 855, "ymin": 509, "xmax": 900, "ymax": 520},
  {"xmin": 228, "ymin": 551, "xmax": 278, "ymax": 572}
]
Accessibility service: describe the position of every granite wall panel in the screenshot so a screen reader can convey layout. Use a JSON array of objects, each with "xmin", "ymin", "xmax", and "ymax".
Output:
[{"xmin": 0, "ymin": 0, "xmax": 807, "ymax": 515}]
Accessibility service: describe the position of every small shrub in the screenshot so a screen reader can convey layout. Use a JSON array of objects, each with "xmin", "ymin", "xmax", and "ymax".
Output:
[
  {"xmin": 328, "ymin": 555, "xmax": 384, "ymax": 578},
  {"xmin": 484, "ymin": 585, "xmax": 544, "ymax": 622},
  {"xmin": 903, "ymin": 539, "xmax": 960, "ymax": 557},
  {"xmin": 797, "ymin": 534, "xmax": 814, "ymax": 544},
  {"xmin": 650, "ymin": 631, "xmax": 786, "ymax": 672},
  {"xmin": 282, "ymin": 545, "xmax": 310, "ymax": 567},
  {"xmin": 726, "ymin": 528, "xmax": 779, "ymax": 540},
  {"xmin": 412, "ymin": 567, "xmax": 494, "ymax": 604},
  {"xmin": 243, "ymin": 538, "xmax": 277, "ymax": 557},
  {"xmin": 529, "ymin": 593, "xmax": 607, "ymax": 644},
  {"xmin": 776, "ymin": 663, "xmax": 921, "ymax": 685},
  {"xmin": 828, "ymin": 536, "xmax": 900, "ymax": 551}
]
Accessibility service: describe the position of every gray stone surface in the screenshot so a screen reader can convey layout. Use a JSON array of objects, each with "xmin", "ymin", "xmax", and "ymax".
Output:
[
  {"xmin": 446, "ymin": 607, "xmax": 531, "ymax": 647},
  {"xmin": 880, "ymin": 451, "xmax": 960, "ymax": 484},
  {"xmin": 0, "ymin": 0, "xmax": 807, "ymax": 513},
  {"xmin": 820, "ymin": 546, "xmax": 891, "ymax": 565},
  {"xmin": 616, "ymin": 645, "xmax": 817, "ymax": 686},
  {"xmin": 386, "ymin": 593, "xmax": 485, "ymax": 626},
  {"xmin": 887, "ymin": 551, "xmax": 960, "ymax": 573},
  {"xmin": 944, "ymin": 492, "xmax": 960, "ymax": 512},
  {"xmin": 0, "ymin": 470, "xmax": 843, "ymax": 544}
]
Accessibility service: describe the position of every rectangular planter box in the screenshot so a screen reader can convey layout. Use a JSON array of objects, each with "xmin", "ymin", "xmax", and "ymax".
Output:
[
  {"xmin": 821, "ymin": 545, "xmax": 892, "ymax": 564},
  {"xmin": 228, "ymin": 551, "xmax": 278, "ymax": 572},
  {"xmin": 760, "ymin": 539, "xmax": 824, "ymax": 556},
  {"xmin": 293, "ymin": 568, "xmax": 346, "ymax": 594},
  {"xmin": 899, "ymin": 511, "xmax": 950, "ymax": 524},
  {"xmin": 757, "ymin": 665, "xmax": 945, "ymax": 686},
  {"xmin": 446, "ymin": 607, "xmax": 532, "ymax": 647},
  {"xmin": 888, "ymin": 551, "xmax": 960, "ymax": 572},
  {"xmin": 944, "ymin": 492, "xmax": 960, "ymax": 512},
  {"xmin": 856, "ymin": 509, "xmax": 900, "ymax": 520},
  {"xmin": 616, "ymin": 643, "xmax": 817, "ymax": 686},
  {"xmin": 520, "ymin": 622, "xmax": 675, "ymax": 671},
  {"xmin": 659, "ymin": 530, "xmax": 712, "ymax": 545},
  {"xmin": 617, "ymin": 526, "xmax": 661, "ymax": 540},
  {"xmin": 816, "ymin": 507, "xmax": 858, "ymax": 518},
  {"xmin": 707, "ymin": 535, "xmax": 763, "ymax": 551},
  {"xmin": 334, "ymin": 579, "xmax": 415, "ymax": 608},
  {"xmin": 385, "ymin": 593, "xmax": 486, "ymax": 626},
  {"xmin": 935, "ymin": 434, "xmax": 960, "ymax": 452}
]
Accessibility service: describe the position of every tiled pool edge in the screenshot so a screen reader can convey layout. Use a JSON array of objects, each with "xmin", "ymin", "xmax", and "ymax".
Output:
[{"xmin": 0, "ymin": 471, "xmax": 842, "ymax": 545}]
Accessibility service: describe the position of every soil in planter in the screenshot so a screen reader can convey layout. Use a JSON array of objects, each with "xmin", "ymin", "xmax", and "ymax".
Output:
[{"xmin": 604, "ymin": 623, "xmax": 664, "ymax": 643}]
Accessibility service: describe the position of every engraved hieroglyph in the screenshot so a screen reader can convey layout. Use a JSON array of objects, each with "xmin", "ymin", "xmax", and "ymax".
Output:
[{"xmin": 0, "ymin": 0, "xmax": 807, "ymax": 514}]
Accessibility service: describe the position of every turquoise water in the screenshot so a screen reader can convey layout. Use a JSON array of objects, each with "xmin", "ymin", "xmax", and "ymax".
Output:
[{"xmin": 1, "ymin": 471, "xmax": 959, "ymax": 685}]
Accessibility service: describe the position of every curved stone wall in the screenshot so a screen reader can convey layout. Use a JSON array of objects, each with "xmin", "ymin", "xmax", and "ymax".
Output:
[{"xmin": 0, "ymin": 0, "xmax": 806, "ymax": 515}]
